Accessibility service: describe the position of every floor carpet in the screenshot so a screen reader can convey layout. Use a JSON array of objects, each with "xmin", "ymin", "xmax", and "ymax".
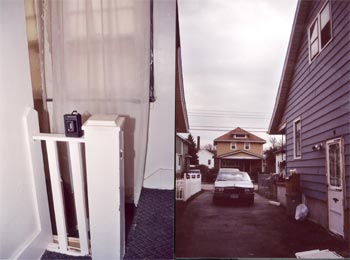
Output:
[
  {"xmin": 41, "ymin": 188, "xmax": 174, "ymax": 260},
  {"xmin": 124, "ymin": 188, "xmax": 174, "ymax": 260}
]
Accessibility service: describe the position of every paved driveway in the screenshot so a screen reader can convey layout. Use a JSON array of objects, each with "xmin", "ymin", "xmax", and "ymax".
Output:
[{"xmin": 176, "ymin": 191, "xmax": 349, "ymax": 258}]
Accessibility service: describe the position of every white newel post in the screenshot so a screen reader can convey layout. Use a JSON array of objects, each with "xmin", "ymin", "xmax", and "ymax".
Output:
[{"xmin": 82, "ymin": 115, "xmax": 125, "ymax": 260}]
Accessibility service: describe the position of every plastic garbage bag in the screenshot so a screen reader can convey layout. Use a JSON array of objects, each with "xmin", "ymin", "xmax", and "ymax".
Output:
[{"xmin": 295, "ymin": 203, "xmax": 309, "ymax": 221}]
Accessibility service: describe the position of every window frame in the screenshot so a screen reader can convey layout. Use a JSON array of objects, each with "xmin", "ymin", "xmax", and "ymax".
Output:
[
  {"xmin": 308, "ymin": 0, "xmax": 332, "ymax": 63},
  {"xmin": 231, "ymin": 142, "xmax": 237, "ymax": 150},
  {"xmin": 234, "ymin": 134, "xmax": 247, "ymax": 139},
  {"xmin": 293, "ymin": 117, "xmax": 302, "ymax": 160},
  {"xmin": 244, "ymin": 142, "xmax": 250, "ymax": 151}
]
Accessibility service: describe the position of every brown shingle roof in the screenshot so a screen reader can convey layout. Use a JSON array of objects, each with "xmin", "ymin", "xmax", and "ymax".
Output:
[{"xmin": 214, "ymin": 127, "xmax": 266, "ymax": 144}]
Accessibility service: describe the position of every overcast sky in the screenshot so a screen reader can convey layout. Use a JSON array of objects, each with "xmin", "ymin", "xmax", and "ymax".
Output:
[{"xmin": 178, "ymin": 0, "xmax": 298, "ymax": 149}]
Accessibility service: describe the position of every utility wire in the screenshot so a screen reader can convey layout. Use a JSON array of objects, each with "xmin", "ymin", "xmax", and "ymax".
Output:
[
  {"xmin": 190, "ymin": 128, "xmax": 268, "ymax": 133},
  {"xmin": 188, "ymin": 114, "xmax": 270, "ymax": 119},
  {"xmin": 191, "ymin": 125, "xmax": 267, "ymax": 129},
  {"xmin": 188, "ymin": 109, "xmax": 271, "ymax": 115}
]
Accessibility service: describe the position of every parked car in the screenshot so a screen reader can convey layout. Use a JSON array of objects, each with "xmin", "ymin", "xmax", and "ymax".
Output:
[{"xmin": 213, "ymin": 169, "xmax": 254, "ymax": 205}]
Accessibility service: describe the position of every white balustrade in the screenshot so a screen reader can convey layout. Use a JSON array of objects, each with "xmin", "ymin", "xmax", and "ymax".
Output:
[
  {"xmin": 26, "ymin": 110, "xmax": 125, "ymax": 258},
  {"xmin": 32, "ymin": 133, "xmax": 88, "ymax": 256}
]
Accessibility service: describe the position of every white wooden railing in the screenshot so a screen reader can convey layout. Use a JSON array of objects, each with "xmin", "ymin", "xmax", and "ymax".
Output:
[
  {"xmin": 25, "ymin": 109, "xmax": 125, "ymax": 259},
  {"xmin": 32, "ymin": 134, "xmax": 89, "ymax": 256},
  {"xmin": 176, "ymin": 173, "xmax": 201, "ymax": 201}
]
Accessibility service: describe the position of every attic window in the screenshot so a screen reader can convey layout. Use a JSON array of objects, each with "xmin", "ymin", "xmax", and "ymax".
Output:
[
  {"xmin": 234, "ymin": 134, "xmax": 247, "ymax": 139},
  {"xmin": 308, "ymin": 1, "xmax": 332, "ymax": 62}
]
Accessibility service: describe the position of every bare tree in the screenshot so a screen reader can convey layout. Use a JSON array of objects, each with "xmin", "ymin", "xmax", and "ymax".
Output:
[
  {"xmin": 269, "ymin": 136, "xmax": 281, "ymax": 149},
  {"xmin": 203, "ymin": 143, "xmax": 216, "ymax": 153}
]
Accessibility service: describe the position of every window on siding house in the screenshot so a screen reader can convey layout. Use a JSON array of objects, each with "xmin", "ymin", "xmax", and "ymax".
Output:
[
  {"xmin": 208, "ymin": 159, "xmax": 211, "ymax": 165},
  {"xmin": 231, "ymin": 143, "xmax": 237, "ymax": 150},
  {"xmin": 308, "ymin": 1, "xmax": 332, "ymax": 62},
  {"xmin": 234, "ymin": 134, "xmax": 246, "ymax": 139},
  {"xmin": 244, "ymin": 143, "xmax": 250, "ymax": 150},
  {"xmin": 309, "ymin": 19, "xmax": 319, "ymax": 60},
  {"xmin": 294, "ymin": 119, "xmax": 302, "ymax": 159}
]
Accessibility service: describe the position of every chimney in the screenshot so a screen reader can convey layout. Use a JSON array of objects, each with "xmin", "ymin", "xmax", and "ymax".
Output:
[{"xmin": 197, "ymin": 136, "xmax": 200, "ymax": 150}]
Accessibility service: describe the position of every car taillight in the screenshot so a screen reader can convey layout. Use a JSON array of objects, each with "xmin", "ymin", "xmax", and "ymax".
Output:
[
  {"xmin": 215, "ymin": 187, "xmax": 224, "ymax": 192},
  {"xmin": 244, "ymin": 188, "xmax": 253, "ymax": 193}
]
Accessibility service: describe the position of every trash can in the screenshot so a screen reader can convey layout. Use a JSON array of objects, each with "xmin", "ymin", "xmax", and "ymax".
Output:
[
  {"xmin": 285, "ymin": 173, "xmax": 300, "ymax": 194},
  {"xmin": 286, "ymin": 192, "xmax": 301, "ymax": 217},
  {"xmin": 285, "ymin": 173, "xmax": 301, "ymax": 218}
]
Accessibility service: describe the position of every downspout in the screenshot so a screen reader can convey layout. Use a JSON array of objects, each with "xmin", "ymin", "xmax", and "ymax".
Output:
[{"xmin": 149, "ymin": 0, "xmax": 155, "ymax": 103}]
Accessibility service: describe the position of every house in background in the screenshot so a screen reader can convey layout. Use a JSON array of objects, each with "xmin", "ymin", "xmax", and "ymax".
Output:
[
  {"xmin": 0, "ymin": 0, "xmax": 187, "ymax": 259},
  {"xmin": 176, "ymin": 134, "xmax": 190, "ymax": 177},
  {"xmin": 197, "ymin": 149, "xmax": 215, "ymax": 169},
  {"xmin": 268, "ymin": 0, "xmax": 349, "ymax": 239},
  {"xmin": 214, "ymin": 127, "xmax": 266, "ymax": 174},
  {"xmin": 275, "ymin": 148, "xmax": 286, "ymax": 177}
]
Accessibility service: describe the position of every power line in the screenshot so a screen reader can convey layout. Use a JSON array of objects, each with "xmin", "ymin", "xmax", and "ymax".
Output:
[
  {"xmin": 188, "ymin": 108, "xmax": 272, "ymax": 115},
  {"xmin": 191, "ymin": 125, "xmax": 267, "ymax": 129},
  {"xmin": 188, "ymin": 114, "xmax": 270, "ymax": 119},
  {"xmin": 190, "ymin": 127, "xmax": 268, "ymax": 133}
]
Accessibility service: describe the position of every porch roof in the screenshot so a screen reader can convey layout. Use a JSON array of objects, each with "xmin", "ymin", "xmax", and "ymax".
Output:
[{"xmin": 217, "ymin": 150, "xmax": 264, "ymax": 160}]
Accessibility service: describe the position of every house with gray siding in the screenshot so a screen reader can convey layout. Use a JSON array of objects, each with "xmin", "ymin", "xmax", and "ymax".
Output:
[{"xmin": 268, "ymin": 0, "xmax": 349, "ymax": 239}]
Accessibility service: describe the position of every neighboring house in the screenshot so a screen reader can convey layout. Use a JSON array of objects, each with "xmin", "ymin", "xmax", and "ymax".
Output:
[
  {"xmin": 1, "ymin": 0, "xmax": 187, "ymax": 259},
  {"xmin": 197, "ymin": 149, "xmax": 215, "ymax": 169},
  {"xmin": 214, "ymin": 127, "xmax": 266, "ymax": 173},
  {"xmin": 176, "ymin": 135, "xmax": 190, "ymax": 176},
  {"xmin": 268, "ymin": 0, "xmax": 349, "ymax": 239},
  {"xmin": 274, "ymin": 148, "xmax": 286, "ymax": 177}
]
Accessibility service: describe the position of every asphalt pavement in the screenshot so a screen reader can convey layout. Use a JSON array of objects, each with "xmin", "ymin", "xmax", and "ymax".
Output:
[{"xmin": 175, "ymin": 190, "xmax": 349, "ymax": 258}]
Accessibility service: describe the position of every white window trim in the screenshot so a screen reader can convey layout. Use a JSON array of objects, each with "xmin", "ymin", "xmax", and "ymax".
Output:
[
  {"xmin": 234, "ymin": 134, "xmax": 247, "ymax": 139},
  {"xmin": 244, "ymin": 142, "xmax": 250, "ymax": 151},
  {"xmin": 308, "ymin": 0, "xmax": 333, "ymax": 63},
  {"xmin": 293, "ymin": 117, "xmax": 302, "ymax": 160},
  {"xmin": 231, "ymin": 142, "xmax": 237, "ymax": 150}
]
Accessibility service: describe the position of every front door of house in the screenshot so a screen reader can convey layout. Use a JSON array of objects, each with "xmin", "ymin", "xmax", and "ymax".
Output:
[{"xmin": 326, "ymin": 138, "xmax": 345, "ymax": 237}]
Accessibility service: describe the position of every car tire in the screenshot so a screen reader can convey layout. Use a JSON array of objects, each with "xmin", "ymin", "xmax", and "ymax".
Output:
[{"xmin": 247, "ymin": 196, "xmax": 254, "ymax": 205}]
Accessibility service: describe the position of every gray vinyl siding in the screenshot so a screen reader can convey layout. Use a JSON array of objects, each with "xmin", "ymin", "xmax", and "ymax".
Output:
[{"xmin": 284, "ymin": 0, "xmax": 350, "ymax": 208}]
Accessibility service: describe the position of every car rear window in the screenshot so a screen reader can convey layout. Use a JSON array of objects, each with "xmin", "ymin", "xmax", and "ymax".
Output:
[{"xmin": 217, "ymin": 172, "xmax": 250, "ymax": 181}]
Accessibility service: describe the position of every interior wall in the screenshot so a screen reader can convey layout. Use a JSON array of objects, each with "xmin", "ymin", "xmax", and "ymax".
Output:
[
  {"xmin": 0, "ymin": 0, "xmax": 51, "ymax": 258},
  {"xmin": 143, "ymin": 0, "xmax": 176, "ymax": 190}
]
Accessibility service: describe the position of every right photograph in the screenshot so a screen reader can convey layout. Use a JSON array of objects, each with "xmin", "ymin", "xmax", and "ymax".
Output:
[{"xmin": 175, "ymin": 0, "xmax": 350, "ymax": 259}]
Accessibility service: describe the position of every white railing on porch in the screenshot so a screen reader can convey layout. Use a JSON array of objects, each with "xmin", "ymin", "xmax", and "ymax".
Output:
[
  {"xmin": 25, "ymin": 109, "xmax": 125, "ymax": 259},
  {"xmin": 176, "ymin": 173, "xmax": 201, "ymax": 201}
]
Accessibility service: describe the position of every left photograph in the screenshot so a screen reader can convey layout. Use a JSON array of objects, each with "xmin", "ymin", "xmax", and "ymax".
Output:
[{"xmin": 0, "ymin": 0, "xmax": 184, "ymax": 259}]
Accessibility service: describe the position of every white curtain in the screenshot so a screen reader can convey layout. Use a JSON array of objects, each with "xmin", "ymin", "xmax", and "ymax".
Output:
[{"xmin": 39, "ymin": 0, "xmax": 150, "ymax": 205}]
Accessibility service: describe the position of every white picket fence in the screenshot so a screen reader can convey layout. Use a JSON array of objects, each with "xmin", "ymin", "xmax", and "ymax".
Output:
[{"xmin": 176, "ymin": 173, "xmax": 202, "ymax": 201}]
